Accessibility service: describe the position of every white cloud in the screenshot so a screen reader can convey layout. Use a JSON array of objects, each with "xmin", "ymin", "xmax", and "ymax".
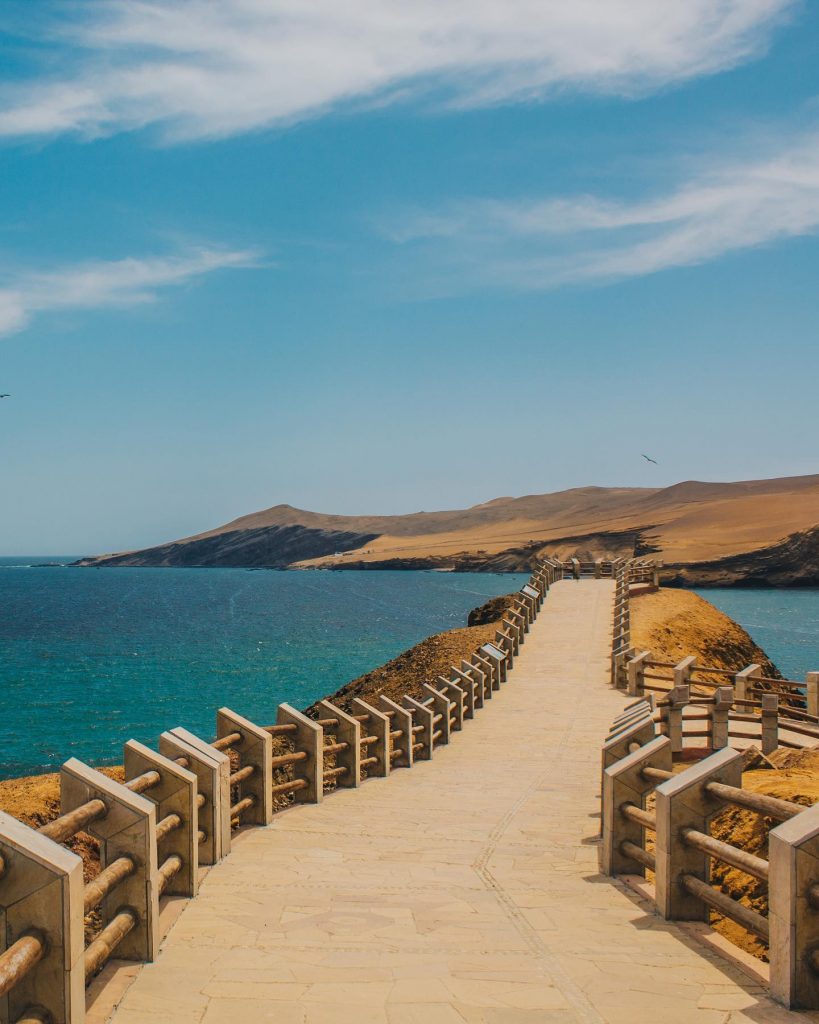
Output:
[
  {"xmin": 0, "ymin": 247, "xmax": 257, "ymax": 337},
  {"xmin": 0, "ymin": 0, "xmax": 795, "ymax": 142},
  {"xmin": 384, "ymin": 129, "xmax": 819, "ymax": 288}
]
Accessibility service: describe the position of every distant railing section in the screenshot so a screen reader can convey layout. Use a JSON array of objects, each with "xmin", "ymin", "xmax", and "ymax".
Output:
[
  {"xmin": 623, "ymin": 651, "xmax": 819, "ymax": 752},
  {"xmin": 0, "ymin": 559, "xmax": 562, "ymax": 1024},
  {"xmin": 603, "ymin": 558, "xmax": 661, "ymax": 688},
  {"xmin": 603, "ymin": 639, "xmax": 819, "ymax": 1009}
]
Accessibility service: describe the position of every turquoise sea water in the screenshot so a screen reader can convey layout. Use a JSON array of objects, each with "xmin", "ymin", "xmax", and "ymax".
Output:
[
  {"xmin": 694, "ymin": 589, "xmax": 819, "ymax": 681},
  {"xmin": 0, "ymin": 561, "xmax": 525, "ymax": 780}
]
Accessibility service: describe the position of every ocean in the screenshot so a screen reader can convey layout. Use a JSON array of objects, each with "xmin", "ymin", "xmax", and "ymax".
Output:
[
  {"xmin": 694, "ymin": 588, "xmax": 819, "ymax": 682},
  {"xmin": 3, "ymin": 562, "xmax": 816, "ymax": 781},
  {"xmin": 0, "ymin": 561, "xmax": 526, "ymax": 780}
]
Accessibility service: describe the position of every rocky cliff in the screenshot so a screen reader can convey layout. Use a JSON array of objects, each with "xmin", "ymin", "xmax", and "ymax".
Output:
[
  {"xmin": 662, "ymin": 524, "xmax": 819, "ymax": 588},
  {"xmin": 75, "ymin": 524, "xmax": 378, "ymax": 569}
]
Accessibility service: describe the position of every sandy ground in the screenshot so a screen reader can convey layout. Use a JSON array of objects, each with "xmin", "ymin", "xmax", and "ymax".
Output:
[{"xmin": 630, "ymin": 586, "xmax": 780, "ymax": 677}]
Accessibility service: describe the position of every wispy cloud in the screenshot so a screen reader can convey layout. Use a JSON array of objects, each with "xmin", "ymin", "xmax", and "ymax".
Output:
[
  {"xmin": 0, "ymin": 0, "xmax": 795, "ymax": 142},
  {"xmin": 383, "ymin": 128, "xmax": 819, "ymax": 289},
  {"xmin": 0, "ymin": 246, "xmax": 257, "ymax": 337}
]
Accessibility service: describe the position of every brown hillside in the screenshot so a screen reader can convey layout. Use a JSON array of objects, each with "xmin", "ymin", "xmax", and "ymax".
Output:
[{"xmin": 76, "ymin": 474, "xmax": 819, "ymax": 583}]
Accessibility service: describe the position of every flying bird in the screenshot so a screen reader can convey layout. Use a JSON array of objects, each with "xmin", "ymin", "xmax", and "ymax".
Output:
[
  {"xmin": 641, "ymin": 454, "xmax": 658, "ymax": 465},
  {"xmin": 0, "ymin": 394, "xmax": 9, "ymax": 399}
]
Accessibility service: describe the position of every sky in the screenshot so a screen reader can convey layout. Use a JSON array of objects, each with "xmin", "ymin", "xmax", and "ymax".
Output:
[{"xmin": 1, "ymin": 0, "xmax": 818, "ymax": 555}]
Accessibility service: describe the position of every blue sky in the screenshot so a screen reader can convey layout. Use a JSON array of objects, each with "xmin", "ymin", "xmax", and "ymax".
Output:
[{"xmin": 1, "ymin": 0, "xmax": 818, "ymax": 554}]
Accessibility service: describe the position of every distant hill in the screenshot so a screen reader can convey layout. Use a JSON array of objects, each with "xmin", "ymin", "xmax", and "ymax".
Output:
[{"xmin": 75, "ymin": 474, "xmax": 819, "ymax": 585}]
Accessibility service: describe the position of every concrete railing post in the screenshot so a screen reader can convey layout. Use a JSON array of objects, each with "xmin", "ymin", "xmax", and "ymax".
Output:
[
  {"xmin": 0, "ymin": 811, "xmax": 85, "ymax": 1024},
  {"xmin": 378, "ymin": 696, "xmax": 413, "ymax": 769},
  {"xmin": 276, "ymin": 704, "xmax": 323, "ymax": 803},
  {"xmin": 216, "ymin": 708, "xmax": 273, "ymax": 825},
  {"xmin": 608, "ymin": 699, "xmax": 653, "ymax": 737},
  {"xmin": 762, "ymin": 693, "xmax": 779, "ymax": 754},
  {"xmin": 612, "ymin": 646, "xmax": 634, "ymax": 691},
  {"xmin": 601, "ymin": 714, "xmax": 656, "ymax": 773},
  {"xmin": 513, "ymin": 597, "xmax": 532, "ymax": 631},
  {"xmin": 527, "ymin": 580, "xmax": 544, "ymax": 608},
  {"xmin": 769, "ymin": 802, "xmax": 819, "ymax": 1008},
  {"xmin": 468, "ymin": 655, "xmax": 494, "ymax": 695},
  {"xmin": 673, "ymin": 656, "xmax": 696, "ymax": 688},
  {"xmin": 484, "ymin": 651, "xmax": 502, "ymax": 691},
  {"xmin": 451, "ymin": 667, "xmax": 478, "ymax": 715},
  {"xmin": 627, "ymin": 651, "xmax": 651, "ymax": 698},
  {"xmin": 666, "ymin": 684, "xmax": 690, "ymax": 754},
  {"xmin": 433, "ymin": 680, "xmax": 464, "ymax": 731},
  {"xmin": 601, "ymin": 736, "xmax": 671, "ymax": 876},
  {"xmin": 402, "ymin": 696, "xmax": 434, "ymax": 760},
  {"xmin": 319, "ymin": 701, "xmax": 361, "ymax": 788},
  {"xmin": 806, "ymin": 672, "xmax": 819, "ymax": 721},
  {"xmin": 505, "ymin": 614, "xmax": 522, "ymax": 648},
  {"xmin": 160, "ymin": 726, "xmax": 231, "ymax": 865},
  {"xmin": 442, "ymin": 675, "xmax": 472, "ymax": 724},
  {"xmin": 517, "ymin": 589, "xmax": 535, "ymax": 622},
  {"xmin": 422, "ymin": 685, "xmax": 452, "ymax": 745},
  {"xmin": 654, "ymin": 747, "xmax": 742, "ymax": 922},
  {"xmin": 479, "ymin": 642, "xmax": 507, "ymax": 684},
  {"xmin": 463, "ymin": 659, "xmax": 490, "ymax": 702},
  {"xmin": 495, "ymin": 628, "xmax": 515, "ymax": 664},
  {"xmin": 734, "ymin": 664, "xmax": 761, "ymax": 706},
  {"xmin": 124, "ymin": 740, "xmax": 199, "ymax": 898},
  {"xmin": 352, "ymin": 699, "xmax": 390, "ymax": 778},
  {"xmin": 61, "ymin": 758, "xmax": 159, "ymax": 962},
  {"xmin": 710, "ymin": 686, "xmax": 733, "ymax": 751}
]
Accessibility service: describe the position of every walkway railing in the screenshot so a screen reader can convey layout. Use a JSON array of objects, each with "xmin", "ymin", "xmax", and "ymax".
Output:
[
  {"xmin": 607, "ymin": 558, "xmax": 661, "ymax": 687},
  {"xmin": 623, "ymin": 653, "xmax": 819, "ymax": 753},
  {"xmin": 602, "ymin": 581, "xmax": 819, "ymax": 1010},
  {"xmin": 0, "ymin": 560, "xmax": 562, "ymax": 1024}
]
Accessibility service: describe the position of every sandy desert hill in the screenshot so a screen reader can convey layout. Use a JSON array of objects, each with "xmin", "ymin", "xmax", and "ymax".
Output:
[{"xmin": 76, "ymin": 474, "xmax": 819, "ymax": 585}]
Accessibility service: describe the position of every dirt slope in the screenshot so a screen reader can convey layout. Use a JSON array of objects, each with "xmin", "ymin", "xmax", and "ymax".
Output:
[{"xmin": 629, "ymin": 587, "xmax": 780, "ymax": 677}]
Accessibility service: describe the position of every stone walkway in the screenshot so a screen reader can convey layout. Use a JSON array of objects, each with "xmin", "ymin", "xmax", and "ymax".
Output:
[{"xmin": 107, "ymin": 580, "xmax": 807, "ymax": 1024}]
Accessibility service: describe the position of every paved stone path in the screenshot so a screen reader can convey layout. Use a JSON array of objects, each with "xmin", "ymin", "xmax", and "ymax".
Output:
[{"xmin": 108, "ymin": 580, "xmax": 805, "ymax": 1024}]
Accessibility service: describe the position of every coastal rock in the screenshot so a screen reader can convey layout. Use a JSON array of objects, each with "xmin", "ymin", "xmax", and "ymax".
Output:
[
  {"xmin": 467, "ymin": 593, "xmax": 519, "ymax": 626},
  {"xmin": 741, "ymin": 745, "xmax": 775, "ymax": 771},
  {"xmin": 74, "ymin": 524, "xmax": 378, "ymax": 569},
  {"xmin": 663, "ymin": 524, "xmax": 819, "ymax": 588}
]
